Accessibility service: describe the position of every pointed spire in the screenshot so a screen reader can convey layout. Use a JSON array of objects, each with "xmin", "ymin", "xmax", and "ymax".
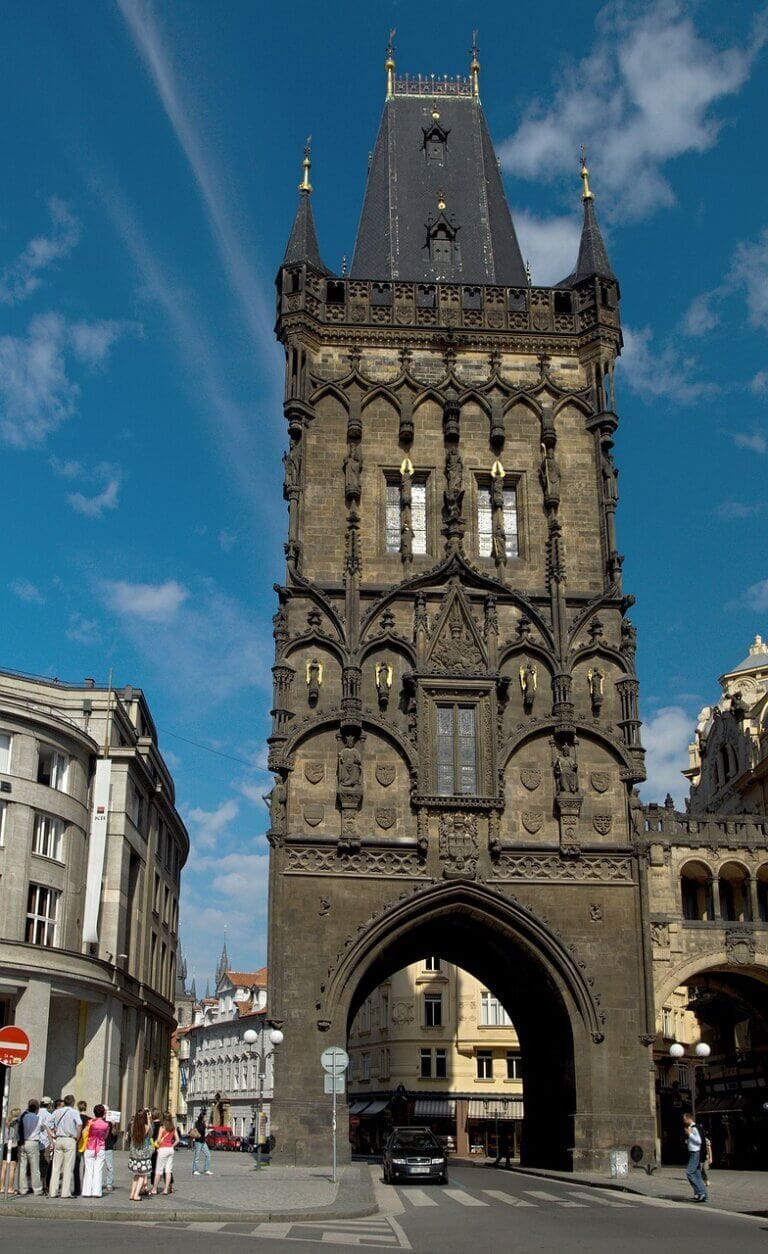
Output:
[
  {"xmin": 470, "ymin": 32, "xmax": 480, "ymax": 100},
  {"xmin": 190, "ymin": 978, "xmax": 197, "ymax": 1001},
  {"xmin": 282, "ymin": 139, "xmax": 329, "ymax": 273},
  {"xmin": 572, "ymin": 147, "xmax": 616, "ymax": 283},
  {"xmin": 215, "ymin": 939, "xmax": 230, "ymax": 986},
  {"xmin": 385, "ymin": 29, "xmax": 396, "ymax": 99}
]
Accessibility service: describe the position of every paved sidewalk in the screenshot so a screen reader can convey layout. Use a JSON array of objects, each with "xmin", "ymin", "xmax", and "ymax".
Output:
[
  {"xmin": 0, "ymin": 1150, "xmax": 375, "ymax": 1223},
  {"xmin": 456, "ymin": 1157, "xmax": 768, "ymax": 1216}
]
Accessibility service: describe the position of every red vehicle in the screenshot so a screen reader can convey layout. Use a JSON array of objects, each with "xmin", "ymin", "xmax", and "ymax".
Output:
[{"xmin": 206, "ymin": 1125, "xmax": 241, "ymax": 1151}]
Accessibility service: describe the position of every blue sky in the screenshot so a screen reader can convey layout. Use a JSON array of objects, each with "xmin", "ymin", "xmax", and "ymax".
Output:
[{"xmin": 2, "ymin": 0, "xmax": 767, "ymax": 985}]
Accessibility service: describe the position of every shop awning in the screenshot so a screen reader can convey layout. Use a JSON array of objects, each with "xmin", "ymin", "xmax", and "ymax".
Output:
[
  {"xmin": 349, "ymin": 1101, "xmax": 370, "ymax": 1115},
  {"xmin": 697, "ymin": 1095, "xmax": 745, "ymax": 1114},
  {"xmin": 361, "ymin": 1099, "xmax": 390, "ymax": 1116},
  {"xmin": 468, "ymin": 1099, "xmax": 524, "ymax": 1120},
  {"xmin": 413, "ymin": 1099, "xmax": 456, "ymax": 1118}
]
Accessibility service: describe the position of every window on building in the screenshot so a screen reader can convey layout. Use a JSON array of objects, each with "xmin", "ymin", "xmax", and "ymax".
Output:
[
  {"xmin": 661, "ymin": 1007, "xmax": 673, "ymax": 1039},
  {"xmin": 480, "ymin": 991, "xmax": 513, "ymax": 1027},
  {"xmin": 385, "ymin": 478, "xmax": 428, "ymax": 556},
  {"xmin": 359, "ymin": 999, "xmax": 372, "ymax": 1032},
  {"xmin": 163, "ymin": 885, "xmax": 170, "ymax": 925},
  {"xmin": 0, "ymin": 732, "xmax": 11, "ymax": 773},
  {"xmin": 436, "ymin": 704, "xmax": 478, "ymax": 796},
  {"xmin": 424, "ymin": 956, "xmax": 441, "ymax": 972},
  {"xmin": 506, "ymin": 1052, "xmax": 521, "ymax": 1081},
  {"xmin": 379, "ymin": 1047, "xmax": 390, "ymax": 1079},
  {"xmin": 476, "ymin": 1050, "xmax": 493, "ymax": 1080},
  {"xmin": 37, "ymin": 746, "xmax": 69, "ymax": 791},
  {"xmin": 361, "ymin": 1052, "xmax": 371, "ymax": 1081},
  {"xmin": 424, "ymin": 993, "xmax": 443, "ymax": 1028},
  {"xmin": 435, "ymin": 1049, "xmax": 447, "ymax": 1080},
  {"xmin": 420, "ymin": 1048, "xmax": 433, "ymax": 1079},
  {"xmin": 430, "ymin": 228, "xmax": 452, "ymax": 266},
  {"xmin": 153, "ymin": 872, "xmax": 161, "ymax": 914},
  {"xmin": 26, "ymin": 883, "xmax": 60, "ymax": 946},
  {"xmin": 477, "ymin": 483, "xmax": 519, "ymax": 559},
  {"xmin": 150, "ymin": 931, "xmax": 157, "ymax": 983},
  {"xmin": 129, "ymin": 784, "xmax": 145, "ymax": 833},
  {"xmin": 380, "ymin": 991, "xmax": 389, "ymax": 1029},
  {"xmin": 0, "ymin": 800, "xmax": 7, "ymax": 847},
  {"xmin": 32, "ymin": 812, "xmax": 64, "ymax": 861}
]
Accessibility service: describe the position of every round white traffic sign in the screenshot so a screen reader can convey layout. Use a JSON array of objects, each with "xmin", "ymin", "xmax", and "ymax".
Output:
[{"xmin": 320, "ymin": 1046, "xmax": 349, "ymax": 1073}]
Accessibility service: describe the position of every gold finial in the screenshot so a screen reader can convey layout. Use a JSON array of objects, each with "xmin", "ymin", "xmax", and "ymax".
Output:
[
  {"xmin": 386, "ymin": 29, "xmax": 396, "ymax": 99},
  {"xmin": 580, "ymin": 144, "xmax": 593, "ymax": 201},
  {"xmin": 437, "ymin": 190, "xmax": 446, "ymax": 211},
  {"xmin": 299, "ymin": 137, "xmax": 312, "ymax": 193},
  {"xmin": 491, "ymin": 459, "xmax": 505, "ymax": 479},
  {"xmin": 470, "ymin": 31, "xmax": 480, "ymax": 100}
]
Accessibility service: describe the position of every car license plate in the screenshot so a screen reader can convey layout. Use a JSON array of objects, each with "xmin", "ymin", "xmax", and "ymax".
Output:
[{"xmin": 410, "ymin": 1166, "xmax": 430, "ymax": 1174}]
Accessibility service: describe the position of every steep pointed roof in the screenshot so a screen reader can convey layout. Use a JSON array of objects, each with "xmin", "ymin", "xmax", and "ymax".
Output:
[
  {"xmin": 572, "ymin": 194, "xmax": 615, "ymax": 283},
  {"xmin": 215, "ymin": 941, "xmax": 230, "ymax": 986},
  {"xmin": 350, "ymin": 90, "xmax": 526, "ymax": 285},
  {"xmin": 282, "ymin": 190, "xmax": 328, "ymax": 273}
]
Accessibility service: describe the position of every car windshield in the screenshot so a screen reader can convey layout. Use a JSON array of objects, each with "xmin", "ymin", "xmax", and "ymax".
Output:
[{"xmin": 392, "ymin": 1133, "xmax": 439, "ymax": 1151}]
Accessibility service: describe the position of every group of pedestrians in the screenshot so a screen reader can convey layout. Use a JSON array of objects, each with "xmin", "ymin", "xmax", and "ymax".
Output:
[{"xmin": 1, "ymin": 1094, "xmax": 117, "ymax": 1199}]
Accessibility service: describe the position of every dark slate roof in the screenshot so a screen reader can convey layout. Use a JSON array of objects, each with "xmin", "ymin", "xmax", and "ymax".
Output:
[
  {"xmin": 559, "ymin": 196, "xmax": 615, "ymax": 286},
  {"xmin": 282, "ymin": 190, "xmax": 328, "ymax": 272},
  {"xmin": 350, "ymin": 95, "xmax": 527, "ymax": 285}
]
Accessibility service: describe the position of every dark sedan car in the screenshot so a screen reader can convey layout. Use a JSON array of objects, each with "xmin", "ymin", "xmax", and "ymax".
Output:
[{"xmin": 382, "ymin": 1127, "xmax": 447, "ymax": 1185}]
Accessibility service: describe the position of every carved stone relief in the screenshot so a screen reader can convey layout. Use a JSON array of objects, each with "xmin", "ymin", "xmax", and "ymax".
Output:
[
  {"xmin": 439, "ymin": 812, "xmax": 479, "ymax": 879},
  {"xmin": 492, "ymin": 854, "xmax": 633, "ymax": 883}
]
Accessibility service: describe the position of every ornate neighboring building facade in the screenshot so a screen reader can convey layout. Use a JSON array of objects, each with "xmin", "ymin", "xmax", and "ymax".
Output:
[
  {"xmin": 0, "ymin": 668, "xmax": 188, "ymax": 1117},
  {"xmin": 266, "ymin": 46, "xmax": 657, "ymax": 1172}
]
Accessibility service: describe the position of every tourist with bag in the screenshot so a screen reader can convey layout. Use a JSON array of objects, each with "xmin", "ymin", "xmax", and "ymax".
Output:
[
  {"xmin": 150, "ymin": 1114, "xmax": 179, "ymax": 1195},
  {"xmin": 81, "ymin": 1104, "xmax": 111, "ymax": 1198},
  {"xmin": 128, "ymin": 1110, "xmax": 153, "ymax": 1202},
  {"xmin": 49, "ymin": 1095, "xmax": 82, "ymax": 1198},
  {"xmin": 191, "ymin": 1112, "xmax": 212, "ymax": 1176}
]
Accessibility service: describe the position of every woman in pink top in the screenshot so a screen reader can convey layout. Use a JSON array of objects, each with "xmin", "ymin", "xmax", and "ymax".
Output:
[
  {"xmin": 150, "ymin": 1113, "xmax": 179, "ymax": 1196},
  {"xmin": 81, "ymin": 1104, "xmax": 111, "ymax": 1197}
]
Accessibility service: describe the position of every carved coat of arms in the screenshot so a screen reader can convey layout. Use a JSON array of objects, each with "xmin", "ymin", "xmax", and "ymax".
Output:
[
  {"xmin": 593, "ymin": 814, "xmax": 613, "ymax": 835},
  {"xmin": 303, "ymin": 804, "xmax": 324, "ymax": 827},
  {"xmin": 439, "ymin": 812, "xmax": 478, "ymax": 879},
  {"xmin": 376, "ymin": 763, "xmax": 396, "ymax": 788},
  {"xmin": 726, "ymin": 929, "xmax": 756, "ymax": 966},
  {"xmin": 304, "ymin": 761, "xmax": 324, "ymax": 785},
  {"xmin": 520, "ymin": 768, "xmax": 542, "ymax": 792},
  {"xmin": 375, "ymin": 807, "xmax": 396, "ymax": 830},
  {"xmin": 521, "ymin": 810, "xmax": 544, "ymax": 835},
  {"xmin": 590, "ymin": 771, "xmax": 610, "ymax": 794}
]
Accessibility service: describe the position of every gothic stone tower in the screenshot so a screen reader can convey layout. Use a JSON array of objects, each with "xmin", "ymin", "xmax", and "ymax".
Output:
[{"xmin": 267, "ymin": 49, "xmax": 656, "ymax": 1170}]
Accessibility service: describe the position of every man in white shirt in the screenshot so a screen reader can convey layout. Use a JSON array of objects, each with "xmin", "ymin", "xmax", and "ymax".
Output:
[
  {"xmin": 37, "ymin": 1098, "xmax": 55, "ymax": 1194},
  {"xmin": 683, "ymin": 1111, "xmax": 708, "ymax": 1202},
  {"xmin": 49, "ymin": 1095, "xmax": 82, "ymax": 1199},
  {"xmin": 18, "ymin": 1100, "xmax": 43, "ymax": 1195}
]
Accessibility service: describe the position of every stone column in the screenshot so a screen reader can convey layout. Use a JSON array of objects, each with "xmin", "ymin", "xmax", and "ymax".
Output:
[{"xmin": 9, "ymin": 978, "xmax": 51, "ymax": 1107}]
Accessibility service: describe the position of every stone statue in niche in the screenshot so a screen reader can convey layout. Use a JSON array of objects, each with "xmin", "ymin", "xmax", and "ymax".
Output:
[
  {"xmin": 629, "ymin": 788, "xmax": 644, "ymax": 838},
  {"xmin": 282, "ymin": 442, "xmax": 301, "ymax": 496},
  {"xmin": 306, "ymin": 658, "xmax": 323, "ymax": 707},
  {"xmin": 338, "ymin": 733, "xmax": 362, "ymax": 790},
  {"xmin": 588, "ymin": 666, "xmax": 605, "ymax": 716},
  {"xmin": 400, "ymin": 522, "xmax": 413, "ymax": 562},
  {"xmin": 519, "ymin": 661, "xmax": 537, "ymax": 713},
  {"xmin": 539, "ymin": 445, "xmax": 561, "ymax": 505},
  {"xmin": 269, "ymin": 776, "xmax": 287, "ymax": 835},
  {"xmin": 554, "ymin": 742, "xmax": 580, "ymax": 794},
  {"xmin": 375, "ymin": 661, "xmax": 393, "ymax": 711},
  {"xmin": 343, "ymin": 442, "xmax": 363, "ymax": 503},
  {"xmin": 620, "ymin": 617, "xmax": 637, "ymax": 657},
  {"xmin": 443, "ymin": 447, "xmax": 464, "ymax": 524},
  {"xmin": 600, "ymin": 442, "xmax": 619, "ymax": 504}
]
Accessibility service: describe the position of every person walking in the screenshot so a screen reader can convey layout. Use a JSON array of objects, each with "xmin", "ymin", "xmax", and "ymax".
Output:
[
  {"xmin": 1, "ymin": 1107, "xmax": 21, "ymax": 1196},
  {"xmin": 494, "ymin": 1128, "xmax": 513, "ymax": 1169},
  {"xmin": 151, "ymin": 1114, "xmax": 179, "ymax": 1196},
  {"xmin": 191, "ymin": 1112, "xmax": 212, "ymax": 1176},
  {"xmin": 49, "ymin": 1095, "xmax": 83, "ymax": 1198},
  {"xmin": 81, "ymin": 1104, "xmax": 111, "ymax": 1198},
  {"xmin": 683, "ymin": 1112, "xmax": 708, "ymax": 1203},
  {"xmin": 127, "ymin": 1110, "xmax": 153, "ymax": 1203},
  {"xmin": 18, "ymin": 1099, "xmax": 43, "ymax": 1195}
]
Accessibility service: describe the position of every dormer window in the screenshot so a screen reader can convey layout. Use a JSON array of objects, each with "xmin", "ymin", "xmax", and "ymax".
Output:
[
  {"xmin": 425, "ymin": 211, "xmax": 459, "ymax": 273},
  {"xmin": 422, "ymin": 120, "xmax": 450, "ymax": 165},
  {"xmin": 431, "ymin": 228, "xmax": 452, "ymax": 265}
]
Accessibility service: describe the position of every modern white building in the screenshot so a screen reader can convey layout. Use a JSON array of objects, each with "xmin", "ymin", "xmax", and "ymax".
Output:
[{"xmin": 0, "ymin": 667, "xmax": 188, "ymax": 1117}]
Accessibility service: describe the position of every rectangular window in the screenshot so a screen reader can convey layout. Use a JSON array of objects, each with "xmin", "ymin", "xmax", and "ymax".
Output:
[
  {"xmin": 130, "ymin": 784, "xmax": 145, "ymax": 832},
  {"xmin": 0, "ymin": 732, "xmax": 11, "ymax": 773},
  {"xmin": 477, "ymin": 483, "xmax": 519, "ymax": 559},
  {"xmin": 0, "ymin": 800, "xmax": 6, "ymax": 847},
  {"xmin": 385, "ymin": 478, "xmax": 428, "ymax": 556},
  {"xmin": 435, "ymin": 1049, "xmax": 447, "ymax": 1080},
  {"xmin": 361, "ymin": 1052, "xmax": 371, "ymax": 1081},
  {"xmin": 380, "ymin": 992, "xmax": 389, "ymax": 1029},
  {"xmin": 386, "ymin": 482, "xmax": 401, "ymax": 553},
  {"xmin": 420, "ymin": 1048, "xmax": 432, "ymax": 1080},
  {"xmin": 32, "ymin": 812, "xmax": 64, "ymax": 861},
  {"xmin": 436, "ymin": 704, "xmax": 478, "ymax": 797},
  {"xmin": 379, "ymin": 1048, "xmax": 390, "ymax": 1079},
  {"xmin": 424, "ymin": 993, "xmax": 443, "ymax": 1028},
  {"xmin": 424, "ymin": 956, "xmax": 441, "ymax": 972},
  {"xmin": 411, "ymin": 482, "xmax": 427, "ymax": 554},
  {"xmin": 153, "ymin": 872, "xmax": 161, "ymax": 914},
  {"xmin": 481, "ymin": 991, "xmax": 513, "ymax": 1027},
  {"xmin": 37, "ymin": 746, "xmax": 69, "ymax": 791},
  {"xmin": 26, "ymin": 883, "xmax": 60, "ymax": 946},
  {"xmin": 506, "ymin": 1052, "xmax": 521, "ymax": 1081},
  {"xmin": 476, "ymin": 1050, "xmax": 493, "ymax": 1080}
]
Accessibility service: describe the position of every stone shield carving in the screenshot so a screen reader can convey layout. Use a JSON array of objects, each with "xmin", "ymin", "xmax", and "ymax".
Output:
[
  {"xmin": 375, "ymin": 807, "xmax": 396, "ymax": 830},
  {"xmin": 303, "ymin": 804, "xmax": 324, "ymax": 827},
  {"xmin": 439, "ymin": 812, "xmax": 478, "ymax": 879},
  {"xmin": 590, "ymin": 771, "xmax": 610, "ymax": 794},
  {"xmin": 304, "ymin": 761, "xmax": 324, "ymax": 785},
  {"xmin": 726, "ymin": 928, "xmax": 756, "ymax": 966},
  {"xmin": 376, "ymin": 763, "xmax": 396, "ymax": 788},
  {"xmin": 521, "ymin": 810, "xmax": 544, "ymax": 835},
  {"xmin": 593, "ymin": 814, "xmax": 613, "ymax": 835},
  {"xmin": 521, "ymin": 768, "xmax": 542, "ymax": 792}
]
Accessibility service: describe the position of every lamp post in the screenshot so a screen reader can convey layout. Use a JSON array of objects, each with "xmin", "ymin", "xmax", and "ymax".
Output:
[
  {"xmin": 243, "ymin": 1026, "xmax": 284, "ymax": 1169},
  {"xmin": 669, "ymin": 1041, "xmax": 711, "ymax": 1119}
]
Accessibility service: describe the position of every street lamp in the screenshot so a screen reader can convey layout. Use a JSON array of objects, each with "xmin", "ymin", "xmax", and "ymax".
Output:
[
  {"xmin": 669, "ymin": 1041, "xmax": 711, "ymax": 1118},
  {"xmin": 243, "ymin": 1026, "xmax": 284, "ymax": 1169}
]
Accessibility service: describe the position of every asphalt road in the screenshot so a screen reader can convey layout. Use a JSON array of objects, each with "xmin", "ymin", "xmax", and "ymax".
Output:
[{"xmin": 3, "ymin": 1164, "xmax": 767, "ymax": 1252}]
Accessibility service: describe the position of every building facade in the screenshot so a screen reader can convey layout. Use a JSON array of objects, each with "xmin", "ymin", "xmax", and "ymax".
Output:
[
  {"xmin": 267, "ymin": 47, "xmax": 657, "ymax": 1172},
  {"xmin": 348, "ymin": 957, "xmax": 523, "ymax": 1156},
  {"xmin": 0, "ymin": 668, "xmax": 188, "ymax": 1119}
]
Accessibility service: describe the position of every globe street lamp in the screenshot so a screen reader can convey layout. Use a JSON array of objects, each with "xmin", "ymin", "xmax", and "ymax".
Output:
[
  {"xmin": 243, "ymin": 1026, "xmax": 284, "ymax": 1169},
  {"xmin": 669, "ymin": 1041, "xmax": 711, "ymax": 1118}
]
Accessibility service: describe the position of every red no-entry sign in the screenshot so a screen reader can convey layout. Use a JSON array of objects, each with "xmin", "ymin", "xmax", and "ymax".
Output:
[{"xmin": 0, "ymin": 1026, "xmax": 31, "ymax": 1067}]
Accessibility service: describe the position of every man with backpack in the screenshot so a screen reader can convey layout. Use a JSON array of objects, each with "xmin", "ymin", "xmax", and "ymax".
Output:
[{"xmin": 682, "ymin": 1111, "xmax": 708, "ymax": 1202}]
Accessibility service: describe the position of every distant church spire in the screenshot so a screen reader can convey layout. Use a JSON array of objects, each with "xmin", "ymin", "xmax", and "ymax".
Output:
[
  {"xmin": 281, "ymin": 139, "xmax": 329, "ymax": 273},
  {"xmin": 215, "ymin": 939, "xmax": 230, "ymax": 987}
]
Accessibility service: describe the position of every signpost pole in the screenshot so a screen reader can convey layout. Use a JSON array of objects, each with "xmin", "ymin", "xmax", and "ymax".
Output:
[{"xmin": 1, "ymin": 1068, "xmax": 11, "ymax": 1201}]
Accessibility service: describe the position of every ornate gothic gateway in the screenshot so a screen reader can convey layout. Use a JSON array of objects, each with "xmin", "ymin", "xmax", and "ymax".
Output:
[{"xmin": 266, "ymin": 47, "xmax": 656, "ymax": 1170}]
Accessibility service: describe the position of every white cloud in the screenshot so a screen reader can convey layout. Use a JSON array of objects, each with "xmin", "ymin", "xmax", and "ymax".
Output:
[
  {"xmin": 49, "ymin": 455, "xmax": 84, "ymax": 478},
  {"xmin": 0, "ymin": 198, "xmax": 80, "ymax": 304},
  {"xmin": 730, "ymin": 228, "xmax": 768, "ymax": 330},
  {"xmin": 499, "ymin": 2, "xmax": 767, "ymax": 220},
  {"xmin": 10, "ymin": 578, "xmax": 45, "ymax": 605},
  {"xmin": 66, "ymin": 613, "xmax": 100, "ymax": 645},
  {"xmin": 618, "ymin": 324, "xmax": 715, "ymax": 404},
  {"xmin": 180, "ymin": 851, "xmax": 270, "ymax": 979},
  {"xmin": 514, "ymin": 211, "xmax": 582, "ymax": 285},
  {"xmin": 218, "ymin": 529, "xmax": 238, "ymax": 552},
  {"xmin": 69, "ymin": 319, "xmax": 136, "ymax": 367},
  {"xmin": 750, "ymin": 370, "xmax": 768, "ymax": 394},
  {"xmin": 744, "ymin": 580, "xmax": 768, "ymax": 613},
  {"xmin": 732, "ymin": 431, "xmax": 767, "ymax": 455},
  {"xmin": 716, "ymin": 500, "xmax": 763, "ymax": 519},
  {"xmin": 0, "ymin": 312, "xmax": 131, "ymax": 448},
  {"xmin": 681, "ymin": 291, "xmax": 720, "ymax": 337},
  {"xmin": 641, "ymin": 704, "xmax": 693, "ymax": 806},
  {"xmin": 185, "ymin": 798, "xmax": 239, "ymax": 851},
  {"xmin": 68, "ymin": 476, "xmax": 121, "ymax": 518},
  {"xmin": 102, "ymin": 578, "xmax": 189, "ymax": 622}
]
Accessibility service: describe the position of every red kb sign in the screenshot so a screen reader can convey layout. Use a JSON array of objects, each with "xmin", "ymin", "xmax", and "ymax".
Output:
[{"xmin": 0, "ymin": 1026, "xmax": 31, "ymax": 1067}]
